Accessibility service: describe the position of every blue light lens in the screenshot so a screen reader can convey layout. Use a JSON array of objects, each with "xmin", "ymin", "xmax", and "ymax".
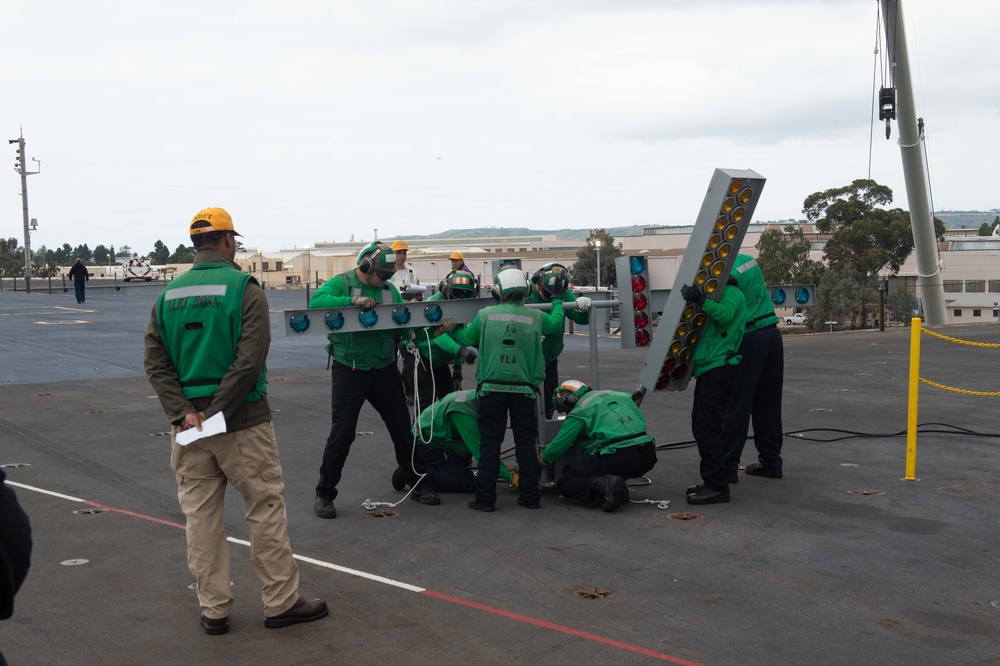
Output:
[
  {"xmin": 772, "ymin": 288, "xmax": 787, "ymax": 305},
  {"xmin": 392, "ymin": 306, "xmax": 411, "ymax": 326},
  {"xmin": 795, "ymin": 287, "xmax": 810, "ymax": 304},
  {"xmin": 289, "ymin": 312, "xmax": 310, "ymax": 333},
  {"xmin": 325, "ymin": 310, "xmax": 345, "ymax": 331},
  {"xmin": 629, "ymin": 256, "xmax": 647, "ymax": 275},
  {"xmin": 359, "ymin": 309, "xmax": 379, "ymax": 328},
  {"xmin": 424, "ymin": 303, "xmax": 443, "ymax": 324}
]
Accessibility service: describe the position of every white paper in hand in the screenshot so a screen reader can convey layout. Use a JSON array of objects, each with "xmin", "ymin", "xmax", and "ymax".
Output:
[{"xmin": 175, "ymin": 412, "xmax": 227, "ymax": 446}]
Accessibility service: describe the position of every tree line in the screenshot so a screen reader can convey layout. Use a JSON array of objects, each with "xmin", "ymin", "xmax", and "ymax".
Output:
[
  {"xmin": 0, "ymin": 239, "xmax": 197, "ymax": 277},
  {"xmin": 572, "ymin": 178, "xmax": 957, "ymax": 330}
]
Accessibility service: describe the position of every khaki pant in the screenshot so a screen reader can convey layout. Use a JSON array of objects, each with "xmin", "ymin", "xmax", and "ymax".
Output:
[{"xmin": 171, "ymin": 420, "xmax": 299, "ymax": 619}]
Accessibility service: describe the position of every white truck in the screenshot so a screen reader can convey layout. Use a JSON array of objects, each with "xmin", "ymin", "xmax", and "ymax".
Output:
[
  {"xmin": 122, "ymin": 255, "xmax": 154, "ymax": 282},
  {"xmin": 783, "ymin": 312, "xmax": 807, "ymax": 325}
]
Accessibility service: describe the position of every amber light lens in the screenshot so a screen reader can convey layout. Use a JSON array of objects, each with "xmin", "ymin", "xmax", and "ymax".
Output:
[
  {"xmin": 728, "ymin": 179, "xmax": 743, "ymax": 195},
  {"xmin": 738, "ymin": 187, "xmax": 753, "ymax": 204},
  {"xmin": 721, "ymin": 197, "xmax": 736, "ymax": 214}
]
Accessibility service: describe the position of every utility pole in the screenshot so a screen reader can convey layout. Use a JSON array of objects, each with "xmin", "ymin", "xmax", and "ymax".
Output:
[
  {"xmin": 9, "ymin": 129, "xmax": 41, "ymax": 293},
  {"xmin": 880, "ymin": 1, "xmax": 947, "ymax": 326}
]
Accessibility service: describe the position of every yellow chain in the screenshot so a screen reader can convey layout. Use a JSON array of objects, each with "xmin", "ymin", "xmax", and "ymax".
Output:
[
  {"xmin": 918, "ymin": 377, "xmax": 1000, "ymax": 397},
  {"xmin": 920, "ymin": 328, "xmax": 1000, "ymax": 348}
]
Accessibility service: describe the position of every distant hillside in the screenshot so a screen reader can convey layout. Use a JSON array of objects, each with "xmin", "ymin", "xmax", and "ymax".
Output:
[
  {"xmin": 403, "ymin": 211, "xmax": 1000, "ymax": 240},
  {"xmin": 936, "ymin": 210, "xmax": 1000, "ymax": 229},
  {"xmin": 404, "ymin": 226, "xmax": 649, "ymax": 241}
]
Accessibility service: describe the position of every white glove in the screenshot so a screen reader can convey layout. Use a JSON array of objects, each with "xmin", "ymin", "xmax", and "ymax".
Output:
[
  {"xmin": 351, "ymin": 296, "xmax": 377, "ymax": 311},
  {"xmin": 574, "ymin": 297, "xmax": 592, "ymax": 311}
]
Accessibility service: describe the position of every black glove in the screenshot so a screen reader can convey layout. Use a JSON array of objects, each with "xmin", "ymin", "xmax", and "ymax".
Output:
[
  {"xmin": 452, "ymin": 365, "xmax": 463, "ymax": 390},
  {"xmin": 680, "ymin": 284, "xmax": 706, "ymax": 306},
  {"xmin": 550, "ymin": 275, "xmax": 568, "ymax": 298},
  {"xmin": 459, "ymin": 346, "xmax": 478, "ymax": 364}
]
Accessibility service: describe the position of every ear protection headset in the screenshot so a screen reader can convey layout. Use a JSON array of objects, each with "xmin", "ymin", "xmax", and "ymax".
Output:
[
  {"xmin": 531, "ymin": 263, "xmax": 568, "ymax": 300},
  {"xmin": 357, "ymin": 242, "xmax": 395, "ymax": 281},
  {"xmin": 357, "ymin": 241, "xmax": 381, "ymax": 274},
  {"xmin": 440, "ymin": 269, "xmax": 478, "ymax": 300},
  {"xmin": 553, "ymin": 379, "xmax": 589, "ymax": 413}
]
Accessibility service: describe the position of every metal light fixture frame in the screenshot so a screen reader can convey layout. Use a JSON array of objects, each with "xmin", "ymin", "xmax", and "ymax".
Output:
[{"xmin": 636, "ymin": 168, "xmax": 766, "ymax": 398}]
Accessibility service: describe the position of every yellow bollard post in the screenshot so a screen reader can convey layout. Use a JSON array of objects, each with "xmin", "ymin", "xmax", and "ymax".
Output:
[{"xmin": 904, "ymin": 317, "xmax": 922, "ymax": 480}]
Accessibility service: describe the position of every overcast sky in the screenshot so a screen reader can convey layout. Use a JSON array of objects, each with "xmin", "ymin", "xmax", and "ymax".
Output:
[{"xmin": 3, "ymin": 0, "xmax": 998, "ymax": 255}]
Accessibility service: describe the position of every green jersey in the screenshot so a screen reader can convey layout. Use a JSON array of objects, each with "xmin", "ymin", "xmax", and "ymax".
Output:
[
  {"xmin": 525, "ymin": 287, "xmax": 590, "ymax": 364},
  {"xmin": 733, "ymin": 254, "xmax": 778, "ymax": 333},
  {"xmin": 413, "ymin": 390, "xmax": 511, "ymax": 482},
  {"xmin": 541, "ymin": 390, "xmax": 653, "ymax": 463},
  {"xmin": 157, "ymin": 261, "xmax": 267, "ymax": 402},
  {"xmin": 452, "ymin": 300, "xmax": 564, "ymax": 396},
  {"xmin": 309, "ymin": 270, "xmax": 402, "ymax": 370},
  {"xmin": 693, "ymin": 285, "xmax": 746, "ymax": 378}
]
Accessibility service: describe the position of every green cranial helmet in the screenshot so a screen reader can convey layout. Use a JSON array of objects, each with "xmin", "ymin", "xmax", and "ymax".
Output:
[
  {"xmin": 356, "ymin": 242, "xmax": 396, "ymax": 279},
  {"xmin": 492, "ymin": 265, "xmax": 530, "ymax": 302},
  {"xmin": 552, "ymin": 379, "xmax": 590, "ymax": 413},
  {"xmin": 534, "ymin": 263, "xmax": 568, "ymax": 299},
  {"xmin": 444, "ymin": 269, "xmax": 477, "ymax": 299}
]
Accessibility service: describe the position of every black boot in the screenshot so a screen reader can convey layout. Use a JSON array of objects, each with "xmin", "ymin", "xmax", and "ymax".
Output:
[{"xmin": 597, "ymin": 475, "xmax": 625, "ymax": 513}]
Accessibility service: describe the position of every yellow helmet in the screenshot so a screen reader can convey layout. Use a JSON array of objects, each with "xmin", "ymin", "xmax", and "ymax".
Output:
[
  {"xmin": 391, "ymin": 240, "xmax": 409, "ymax": 252},
  {"xmin": 449, "ymin": 251, "xmax": 464, "ymax": 260}
]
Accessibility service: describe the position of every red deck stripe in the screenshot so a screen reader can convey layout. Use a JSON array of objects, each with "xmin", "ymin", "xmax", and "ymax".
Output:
[
  {"xmin": 420, "ymin": 589, "xmax": 704, "ymax": 665},
  {"xmin": 80, "ymin": 497, "xmax": 702, "ymax": 664}
]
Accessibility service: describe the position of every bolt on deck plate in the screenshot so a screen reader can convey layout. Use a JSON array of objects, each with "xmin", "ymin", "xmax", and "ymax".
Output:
[
  {"xmin": 848, "ymin": 489, "xmax": 884, "ymax": 496},
  {"xmin": 668, "ymin": 512, "xmax": 703, "ymax": 521},
  {"xmin": 73, "ymin": 507, "xmax": 105, "ymax": 515},
  {"xmin": 572, "ymin": 587, "xmax": 614, "ymax": 600}
]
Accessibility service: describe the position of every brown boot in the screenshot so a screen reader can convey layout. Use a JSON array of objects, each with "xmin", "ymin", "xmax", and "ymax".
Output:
[{"xmin": 264, "ymin": 596, "xmax": 329, "ymax": 629}]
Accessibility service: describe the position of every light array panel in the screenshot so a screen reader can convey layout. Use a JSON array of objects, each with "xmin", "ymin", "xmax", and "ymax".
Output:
[{"xmin": 637, "ymin": 168, "xmax": 766, "ymax": 395}]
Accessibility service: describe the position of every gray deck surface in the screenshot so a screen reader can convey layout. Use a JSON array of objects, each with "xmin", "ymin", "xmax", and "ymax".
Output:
[{"xmin": 1, "ymin": 287, "xmax": 998, "ymax": 666}]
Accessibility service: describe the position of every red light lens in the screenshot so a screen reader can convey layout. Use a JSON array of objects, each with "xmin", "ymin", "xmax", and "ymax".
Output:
[
  {"xmin": 633, "ymin": 293, "xmax": 648, "ymax": 310},
  {"xmin": 636, "ymin": 329, "xmax": 651, "ymax": 346},
  {"xmin": 635, "ymin": 311, "xmax": 649, "ymax": 328},
  {"xmin": 631, "ymin": 275, "xmax": 646, "ymax": 292}
]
